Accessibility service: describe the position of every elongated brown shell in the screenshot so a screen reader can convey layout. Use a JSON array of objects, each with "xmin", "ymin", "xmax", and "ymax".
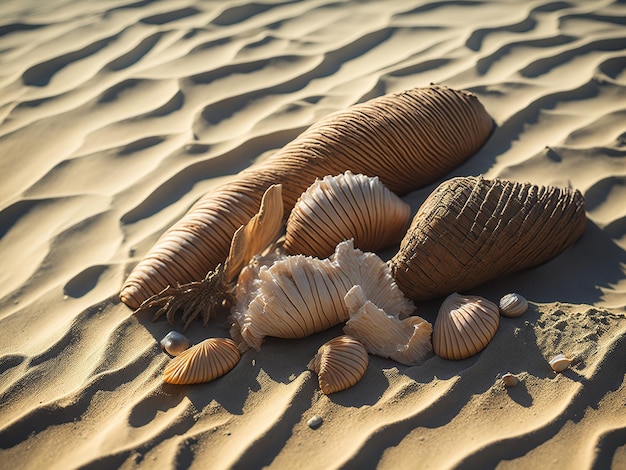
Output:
[
  {"xmin": 120, "ymin": 86, "xmax": 493, "ymax": 308},
  {"xmin": 229, "ymin": 240, "xmax": 415, "ymax": 351},
  {"xmin": 284, "ymin": 171, "xmax": 411, "ymax": 258},
  {"xmin": 432, "ymin": 292, "xmax": 500, "ymax": 360},
  {"xmin": 308, "ymin": 335, "xmax": 369, "ymax": 394},
  {"xmin": 163, "ymin": 338, "xmax": 240, "ymax": 384},
  {"xmin": 343, "ymin": 285, "xmax": 432, "ymax": 366},
  {"xmin": 390, "ymin": 176, "xmax": 586, "ymax": 301}
]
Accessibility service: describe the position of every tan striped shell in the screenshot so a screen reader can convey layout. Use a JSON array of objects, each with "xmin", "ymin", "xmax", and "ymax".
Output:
[
  {"xmin": 390, "ymin": 176, "xmax": 587, "ymax": 302},
  {"xmin": 229, "ymin": 240, "xmax": 415, "ymax": 351},
  {"xmin": 163, "ymin": 338, "xmax": 240, "ymax": 384},
  {"xmin": 120, "ymin": 86, "xmax": 493, "ymax": 308},
  {"xmin": 343, "ymin": 285, "xmax": 432, "ymax": 366},
  {"xmin": 284, "ymin": 171, "xmax": 411, "ymax": 258},
  {"xmin": 499, "ymin": 293, "xmax": 528, "ymax": 317},
  {"xmin": 308, "ymin": 335, "xmax": 369, "ymax": 394},
  {"xmin": 432, "ymin": 293, "xmax": 500, "ymax": 360}
]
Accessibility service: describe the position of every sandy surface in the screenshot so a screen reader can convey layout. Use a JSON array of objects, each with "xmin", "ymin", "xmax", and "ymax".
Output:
[{"xmin": 1, "ymin": 0, "xmax": 625, "ymax": 468}]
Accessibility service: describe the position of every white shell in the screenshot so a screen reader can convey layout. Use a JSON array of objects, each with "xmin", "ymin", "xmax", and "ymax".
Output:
[
  {"xmin": 308, "ymin": 335, "xmax": 369, "ymax": 394},
  {"xmin": 284, "ymin": 171, "xmax": 411, "ymax": 258},
  {"xmin": 432, "ymin": 292, "xmax": 500, "ymax": 360},
  {"xmin": 499, "ymin": 293, "xmax": 528, "ymax": 317},
  {"xmin": 163, "ymin": 338, "xmax": 240, "ymax": 384},
  {"xmin": 502, "ymin": 373, "xmax": 520, "ymax": 387},
  {"xmin": 343, "ymin": 285, "xmax": 432, "ymax": 365},
  {"xmin": 230, "ymin": 240, "xmax": 415, "ymax": 351},
  {"xmin": 549, "ymin": 353, "xmax": 573, "ymax": 372},
  {"xmin": 160, "ymin": 331, "xmax": 190, "ymax": 356}
]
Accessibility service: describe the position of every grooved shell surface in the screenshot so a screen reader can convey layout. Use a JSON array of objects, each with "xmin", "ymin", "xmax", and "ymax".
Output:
[
  {"xmin": 284, "ymin": 171, "xmax": 411, "ymax": 258},
  {"xmin": 432, "ymin": 293, "xmax": 500, "ymax": 360},
  {"xmin": 390, "ymin": 176, "xmax": 587, "ymax": 302},
  {"xmin": 308, "ymin": 335, "xmax": 369, "ymax": 394},
  {"xmin": 499, "ymin": 293, "xmax": 528, "ymax": 317},
  {"xmin": 120, "ymin": 86, "xmax": 493, "ymax": 309},
  {"xmin": 163, "ymin": 338, "xmax": 240, "ymax": 385}
]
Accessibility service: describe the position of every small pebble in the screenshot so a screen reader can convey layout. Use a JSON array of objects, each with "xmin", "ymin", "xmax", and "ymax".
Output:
[{"xmin": 307, "ymin": 416, "xmax": 323, "ymax": 429}]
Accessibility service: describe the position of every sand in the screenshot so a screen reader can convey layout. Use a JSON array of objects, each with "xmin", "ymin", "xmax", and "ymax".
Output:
[{"xmin": 1, "ymin": 0, "xmax": 625, "ymax": 468}]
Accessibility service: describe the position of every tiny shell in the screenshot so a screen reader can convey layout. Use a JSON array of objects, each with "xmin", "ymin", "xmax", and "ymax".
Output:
[
  {"xmin": 549, "ymin": 353, "xmax": 573, "ymax": 372},
  {"xmin": 163, "ymin": 338, "xmax": 240, "ymax": 384},
  {"xmin": 308, "ymin": 335, "xmax": 369, "ymax": 394},
  {"xmin": 502, "ymin": 373, "xmax": 520, "ymax": 387},
  {"xmin": 499, "ymin": 293, "xmax": 528, "ymax": 318},
  {"xmin": 432, "ymin": 292, "xmax": 500, "ymax": 360},
  {"xmin": 160, "ymin": 331, "xmax": 190, "ymax": 356}
]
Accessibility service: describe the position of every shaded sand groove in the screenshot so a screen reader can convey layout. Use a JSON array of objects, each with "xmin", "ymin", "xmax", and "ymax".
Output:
[{"xmin": 0, "ymin": 0, "xmax": 625, "ymax": 468}]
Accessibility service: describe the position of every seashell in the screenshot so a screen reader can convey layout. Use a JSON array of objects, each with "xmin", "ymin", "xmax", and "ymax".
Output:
[
  {"xmin": 163, "ymin": 338, "xmax": 240, "ymax": 385},
  {"xmin": 308, "ymin": 335, "xmax": 369, "ymax": 394},
  {"xmin": 343, "ymin": 285, "xmax": 432, "ymax": 365},
  {"xmin": 432, "ymin": 292, "xmax": 500, "ymax": 360},
  {"xmin": 160, "ymin": 331, "xmax": 190, "ymax": 356},
  {"xmin": 549, "ymin": 353, "xmax": 573, "ymax": 372},
  {"xmin": 499, "ymin": 293, "xmax": 528, "ymax": 318},
  {"xmin": 284, "ymin": 171, "xmax": 411, "ymax": 258},
  {"xmin": 229, "ymin": 239, "xmax": 415, "ymax": 351},
  {"xmin": 390, "ymin": 176, "xmax": 586, "ymax": 302},
  {"xmin": 502, "ymin": 373, "xmax": 520, "ymax": 387},
  {"xmin": 120, "ymin": 85, "xmax": 493, "ymax": 309}
]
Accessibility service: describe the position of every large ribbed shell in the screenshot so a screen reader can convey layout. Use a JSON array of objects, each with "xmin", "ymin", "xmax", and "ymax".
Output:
[
  {"xmin": 120, "ymin": 86, "xmax": 493, "ymax": 308},
  {"xmin": 343, "ymin": 285, "xmax": 432, "ymax": 366},
  {"xmin": 390, "ymin": 176, "xmax": 586, "ymax": 301},
  {"xmin": 432, "ymin": 293, "xmax": 500, "ymax": 360},
  {"xmin": 163, "ymin": 338, "xmax": 240, "ymax": 384},
  {"xmin": 308, "ymin": 335, "xmax": 369, "ymax": 394},
  {"xmin": 229, "ymin": 240, "xmax": 415, "ymax": 351},
  {"xmin": 284, "ymin": 171, "xmax": 411, "ymax": 258}
]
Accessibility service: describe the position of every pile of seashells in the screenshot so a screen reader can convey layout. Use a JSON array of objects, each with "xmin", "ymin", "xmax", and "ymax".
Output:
[{"xmin": 154, "ymin": 171, "xmax": 582, "ymax": 394}]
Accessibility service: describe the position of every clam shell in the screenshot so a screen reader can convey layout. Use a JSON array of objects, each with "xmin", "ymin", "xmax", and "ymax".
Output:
[
  {"xmin": 502, "ymin": 373, "xmax": 520, "ymax": 387},
  {"xmin": 163, "ymin": 338, "xmax": 240, "ymax": 384},
  {"xmin": 343, "ymin": 285, "xmax": 431, "ymax": 366},
  {"xmin": 432, "ymin": 292, "xmax": 500, "ymax": 360},
  {"xmin": 160, "ymin": 331, "xmax": 190, "ymax": 356},
  {"xmin": 390, "ymin": 176, "xmax": 586, "ymax": 302},
  {"xmin": 549, "ymin": 353, "xmax": 573, "ymax": 372},
  {"xmin": 499, "ymin": 293, "xmax": 528, "ymax": 318},
  {"xmin": 308, "ymin": 335, "xmax": 369, "ymax": 394},
  {"xmin": 284, "ymin": 171, "xmax": 411, "ymax": 258},
  {"xmin": 121, "ymin": 85, "xmax": 493, "ymax": 309},
  {"xmin": 229, "ymin": 240, "xmax": 415, "ymax": 351}
]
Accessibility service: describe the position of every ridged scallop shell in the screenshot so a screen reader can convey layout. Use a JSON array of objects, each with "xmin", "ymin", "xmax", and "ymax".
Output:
[
  {"xmin": 308, "ymin": 335, "xmax": 369, "ymax": 394},
  {"xmin": 163, "ymin": 338, "xmax": 240, "ymax": 384},
  {"xmin": 160, "ymin": 331, "xmax": 190, "ymax": 356},
  {"xmin": 120, "ymin": 85, "xmax": 493, "ymax": 308},
  {"xmin": 390, "ymin": 176, "xmax": 586, "ymax": 302},
  {"xmin": 343, "ymin": 285, "xmax": 432, "ymax": 365},
  {"xmin": 229, "ymin": 240, "xmax": 415, "ymax": 351},
  {"xmin": 499, "ymin": 293, "xmax": 528, "ymax": 318},
  {"xmin": 432, "ymin": 292, "xmax": 500, "ymax": 360},
  {"xmin": 284, "ymin": 171, "xmax": 411, "ymax": 258}
]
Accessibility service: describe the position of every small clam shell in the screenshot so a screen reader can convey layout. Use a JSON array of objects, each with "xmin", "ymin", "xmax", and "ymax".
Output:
[
  {"xmin": 502, "ymin": 373, "xmax": 520, "ymax": 387},
  {"xmin": 308, "ymin": 335, "xmax": 369, "ymax": 394},
  {"xmin": 160, "ymin": 331, "xmax": 190, "ymax": 356},
  {"xmin": 432, "ymin": 292, "xmax": 500, "ymax": 360},
  {"xmin": 284, "ymin": 171, "xmax": 411, "ymax": 258},
  {"xmin": 549, "ymin": 353, "xmax": 573, "ymax": 372},
  {"xmin": 163, "ymin": 338, "xmax": 240, "ymax": 384},
  {"xmin": 499, "ymin": 293, "xmax": 528, "ymax": 318}
]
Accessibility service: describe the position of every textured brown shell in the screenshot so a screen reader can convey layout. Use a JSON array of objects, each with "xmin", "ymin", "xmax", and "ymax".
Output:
[
  {"xmin": 308, "ymin": 335, "xmax": 369, "ymax": 394},
  {"xmin": 163, "ymin": 338, "xmax": 240, "ymax": 384},
  {"xmin": 432, "ymin": 293, "xmax": 500, "ymax": 360},
  {"xmin": 284, "ymin": 171, "xmax": 411, "ymax": 258},
  {"xmin": 120, "ymin": 86, "xmax": 493, "ymax": 308},
  {"xmin": 390, "ymin": 176, "xmax": 586, "ymax": 301}
]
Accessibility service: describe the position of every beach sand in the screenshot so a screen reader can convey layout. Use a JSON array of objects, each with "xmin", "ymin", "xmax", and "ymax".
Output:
[{"xmin": 0, "ymin": 0, "xmax": 625, "ymax": 468}]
